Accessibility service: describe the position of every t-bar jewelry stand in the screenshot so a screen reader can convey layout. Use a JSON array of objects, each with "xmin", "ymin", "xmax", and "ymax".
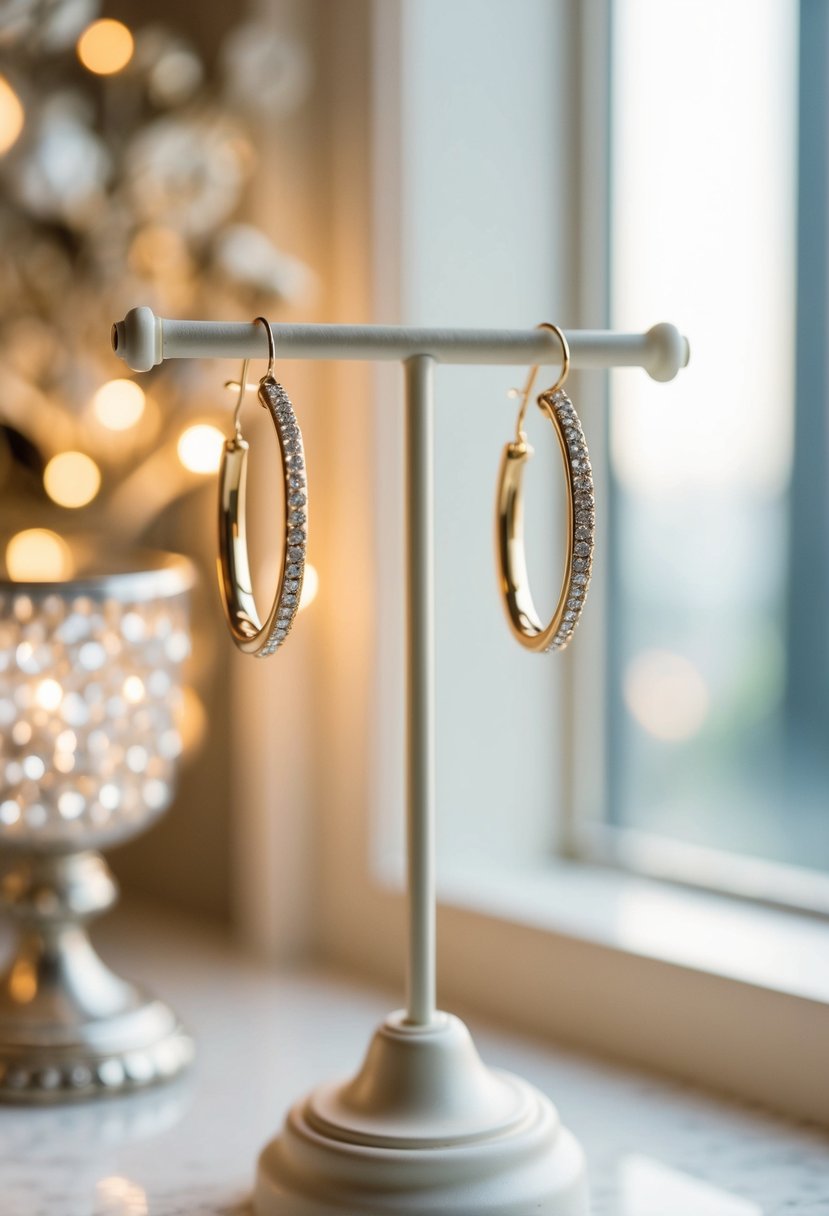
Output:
[{"xmin": 112, "ymin": 308, "xmax": 689, "ymax": 1216}]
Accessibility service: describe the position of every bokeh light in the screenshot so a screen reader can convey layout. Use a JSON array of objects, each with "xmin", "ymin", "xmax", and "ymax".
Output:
[
  {"xmin": 0, "ymin": 75, "xmax": 24, "ymax": 155},
  {"xmin": 129, "ymin": 225, "xmax": 190, "ymax": 277},
  {"xmin": 34, "ymin": 679, "xmax": 63, "ymax": 712},
  {"xmin": 76, "ymin": 19, "xmax": 134, "ymax": 76},
  {"xmin": 177, "ymin": 424, "xmax": 225, "ymax": 474},
  {"xmin": 96, "ymin": 1177, "xmax": 148, "ymax": 1215},
  {"xmin": 624, "ymin": 649, "xmax": 710, "ymax": 742},
  {"xmin": 44, "ymin": 452, "xmax": 101, "ymax": 508},
  {"xmin": 176, "ymin": 686, "xmax": 207, "ymax": 755},
  {"xmin": 93, "ymin": 379, "xmax": 146, "ymax": 431},
  {"xmin": 9, "ymin": 959, "xmax": 36, "ymax": 1003},
  {"xmin": 5, "ymin": 530, "xmax": 73, "ymax": 581},
  {"xmin": 123, "ymin": 676, "xmax": 145, "ymax": 704}
]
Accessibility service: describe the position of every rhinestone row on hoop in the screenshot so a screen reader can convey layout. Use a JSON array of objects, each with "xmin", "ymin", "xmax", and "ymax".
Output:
[
  {"xmin": 545, "ymin": 387, "xmax": 595, "ymax": 652},
  {"xmin": 257, "ymin": 377, "xmax": 307, "ymax": 658}
]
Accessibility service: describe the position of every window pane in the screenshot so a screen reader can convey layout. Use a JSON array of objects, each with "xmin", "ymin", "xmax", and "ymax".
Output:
[
  {"xmin": 605, "ymin": 1, "xmax": 828, "ymax": 870},
  {"xmin": 371, "ymin": 0, "xmax": 580, "ymax": 877}
]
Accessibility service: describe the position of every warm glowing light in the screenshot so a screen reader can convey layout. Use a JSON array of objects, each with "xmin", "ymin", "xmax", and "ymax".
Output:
[
  {"xmin": 95, "ymin": 1177, "xmax": 148, "ymax": 1216},
  {"xmin": 9, "ymin": 959, "xmax": 37, "ymax": 1004},
  {"xmin": 44, "ymin": 451, "xmax": 101, "ymax": 508},
  {"xmin": 93, "ymin": 378, "xmax": 146, "ymax": 431},
  {"xmin": 77, "ymin": 19, "xmax": 134, "ymax": 76},
  {"xmin": 58, "ymin": 791, "xmax": 85, "ymax": 820},
  {"xmin": 0, "ymin": 800, "xmax": 20, "ymax": 826},
  {"xmin": 624, "ymin": 649, "xmax": 710, "ymax": 742},
  {"xmin": 56, "ymin": 729, "xmax": 77, "ymax": 753},
  {"xmin": 35, "ymin": 679, "xmax": 63, "ymax": 712},
  {"xmin": 12, "ymin": 721, "xmax": 31, "ymax": 746},
  {"xmin": 0, "ymin": 75, "xmax": 24, "ymax": 155},
  {"xmin": 299, "ymin": 562, "xmax": 319, "ymax": 611},
  {"xmin": 22, "ymin": 754, "xmax": 45, "ymax": 781},
  {"xmin": 177, "ymin": 424, "xmax": 225, "ymax": 474},
  {"xmin": 129, "ymin": 225, "xmax": 189, "ymax": 276},
  {"xmin": 5, "ymin": 529, "xmax": 73, "ymax": 581},
  {"xmin": 176, "ymin": 686, "xmax": 207, "ymax": 755},
  {"xmin": 123, "ymin": 676, "xmax": 145, "ymax": 704}
]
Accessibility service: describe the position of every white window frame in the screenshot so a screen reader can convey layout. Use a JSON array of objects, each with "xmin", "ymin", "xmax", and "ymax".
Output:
[
  {"xmin": 232, "ymin": 0, "xmax": 829, "ymax": 1127},
  {"xmin": 565, "ymin": 0, "xmax": 829, "ymax": 921}
]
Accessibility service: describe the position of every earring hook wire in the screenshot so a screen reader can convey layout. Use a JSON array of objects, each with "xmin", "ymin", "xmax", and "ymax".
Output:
[
  {"xmin": 227, "ymin": 317, "xmax": 275, "ymax": 441},
  {"xmin": 512, "ymin": 322, "xmax": 570, "ymax": 443},
  {"xmin": 254, "ymin": 315, "xmax": 276, "ymax": 379},
  {"xmin": 231, "ymin": 357, "xmax": 252, "ymax": 440}
]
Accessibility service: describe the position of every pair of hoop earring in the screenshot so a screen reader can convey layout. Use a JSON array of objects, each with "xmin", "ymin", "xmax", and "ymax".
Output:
[
  {"xmin": 495, "ymin": 323, "xmax": 594, "ymax": 652},
  {"xmin": 216, "ymin": 318, "xmax": 592, "ymax": 660},
  {"xmin": 217, "ymin": 316, "xmax": 307, "ymax": 658}
]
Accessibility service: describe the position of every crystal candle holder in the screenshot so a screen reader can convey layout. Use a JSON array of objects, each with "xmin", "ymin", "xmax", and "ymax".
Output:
[{"xmin": 0, "ymin": 549, "xmax": 195, "ymax": 1102}]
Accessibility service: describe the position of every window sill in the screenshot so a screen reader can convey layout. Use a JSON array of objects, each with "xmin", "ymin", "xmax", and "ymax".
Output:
[
  {"xmin": 437, "ymin": 857, "xmax": 829, "ymax": 1005},
  {"xmin": 352, "ymin": 858, "xmax": 829, "ymax": 1125}
]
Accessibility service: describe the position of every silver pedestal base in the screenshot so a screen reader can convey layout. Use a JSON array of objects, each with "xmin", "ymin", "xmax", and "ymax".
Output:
[
  {"xmin": 0, "ymin": 1001, "xmax": 193, "ymax": 1103},
  {"xmin": 0, "ymin": 851, "xmax": 193, "ymax": 1103}
]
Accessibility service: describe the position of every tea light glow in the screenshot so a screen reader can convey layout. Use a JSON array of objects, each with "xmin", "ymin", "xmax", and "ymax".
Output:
[
  {"xmin": 93, "ymin": 379, "xmax": 146, "ymax": 431},
  {"xmin": 0, "ymin": 76, "xmax": 24, "ymax": 156},
  {"xmin": 44, "ymin": 452, "xmax": 101, "ymax": 509},
  {"xmin": 5, "ymin": 530, "xmax": 73, "ymax": 581},
  {"xmin": 76, "ymin": 19, "xmax": 134, "ymax": 76},
  {"xmin": 177, "ymin": 424, "xmax": 225, "ymax": 475}
]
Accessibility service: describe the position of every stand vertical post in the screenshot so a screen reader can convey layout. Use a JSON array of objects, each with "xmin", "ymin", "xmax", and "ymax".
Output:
[{"xmin": 404, "ymin": 354, "xmax": 437, "ymax": 1027}]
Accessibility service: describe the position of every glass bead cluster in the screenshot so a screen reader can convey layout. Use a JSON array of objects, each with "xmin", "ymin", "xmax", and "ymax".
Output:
[{"xmin": 0, "ymin": 587, "xmax": 190, "ymax": 849}]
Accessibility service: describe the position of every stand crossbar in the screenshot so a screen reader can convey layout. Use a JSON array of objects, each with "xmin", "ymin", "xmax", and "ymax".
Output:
[{"xmin": 112, "ymin": 308, "xmax": 689, "ymax": 380}]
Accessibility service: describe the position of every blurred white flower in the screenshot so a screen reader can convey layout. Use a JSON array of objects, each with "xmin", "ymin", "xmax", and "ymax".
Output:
[
  {"xmin": 0, "ymin": 0, "xmax": 40, "ymax": 46},
  {"xmin": 1, "ymin": 0, "xmax": 100, "ymax": 51},
  {"xmin": 15, "ymin": 95, "xmax": 110, "ymax": 226},
  {"xmin": 221, "ymin": 21, "xmax": 311, "ymax": 117},
  {"xmin": 212, "ymin": 224, "xmax": 314, "ymax": 303},
  {"xmin": 133, "ymin": 27, "xmax": 204, "ymax": 109},
  {"xmin": 125, "ymin": 115, "xmax": 248, "ymax": 237}
]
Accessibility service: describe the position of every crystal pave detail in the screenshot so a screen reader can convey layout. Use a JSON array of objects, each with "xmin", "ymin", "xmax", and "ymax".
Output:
[
  {"xmin": 253, "ymin": 375, "xmax": 307, "ymax": 658},
  {"xmin": 545, "ymin": 388, "xmax": 595, "ymax": 653},
  {"xmin": 496, "ymin": 377, "xmax": 595, "ymax": 656}
]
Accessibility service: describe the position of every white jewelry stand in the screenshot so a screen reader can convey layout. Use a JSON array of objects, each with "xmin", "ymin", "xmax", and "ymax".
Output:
[{"xmin": 112, "ymin": 309, "xmax": 689, "ymax": 1216}]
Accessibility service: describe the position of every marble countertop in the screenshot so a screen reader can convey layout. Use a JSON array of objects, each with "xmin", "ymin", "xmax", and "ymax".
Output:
[{"xmin": 1, "ymin": 907, "xmax": 827, "ymax": 1216}]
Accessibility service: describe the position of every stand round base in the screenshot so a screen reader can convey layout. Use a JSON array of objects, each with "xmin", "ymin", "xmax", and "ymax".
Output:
[{"xmin": 253, "ymin": 1012, "xmax": 588, "ymax": 1216}]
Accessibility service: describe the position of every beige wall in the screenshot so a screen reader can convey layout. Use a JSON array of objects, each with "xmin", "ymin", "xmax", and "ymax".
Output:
[{"xmin": 113, "ymin": 0, "xmax": 373, "ymax": 926}]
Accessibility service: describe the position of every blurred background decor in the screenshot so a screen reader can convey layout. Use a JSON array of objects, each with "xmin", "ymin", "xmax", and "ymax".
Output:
[
  {"xmin": 0, "ymin": 548, "xmax": 194, "ymax": 1101},
  {"xmin": 0, "ymin": 0, "xmax": 315, "ymax": 918}
]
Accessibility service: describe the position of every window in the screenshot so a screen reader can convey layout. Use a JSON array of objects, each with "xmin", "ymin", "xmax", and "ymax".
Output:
[{"xmin": 572, "ymin": 0, "xmax": 829, "ymax": 911}]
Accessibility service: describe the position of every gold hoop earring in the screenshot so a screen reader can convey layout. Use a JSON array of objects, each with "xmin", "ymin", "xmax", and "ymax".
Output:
[
  {"xmin": 217, "ymin": 316, "xmax": 307, "ymax": 657},
  {"xmin": 495, "ymin": 322, "xmax": 594, "ymax": 652}
]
